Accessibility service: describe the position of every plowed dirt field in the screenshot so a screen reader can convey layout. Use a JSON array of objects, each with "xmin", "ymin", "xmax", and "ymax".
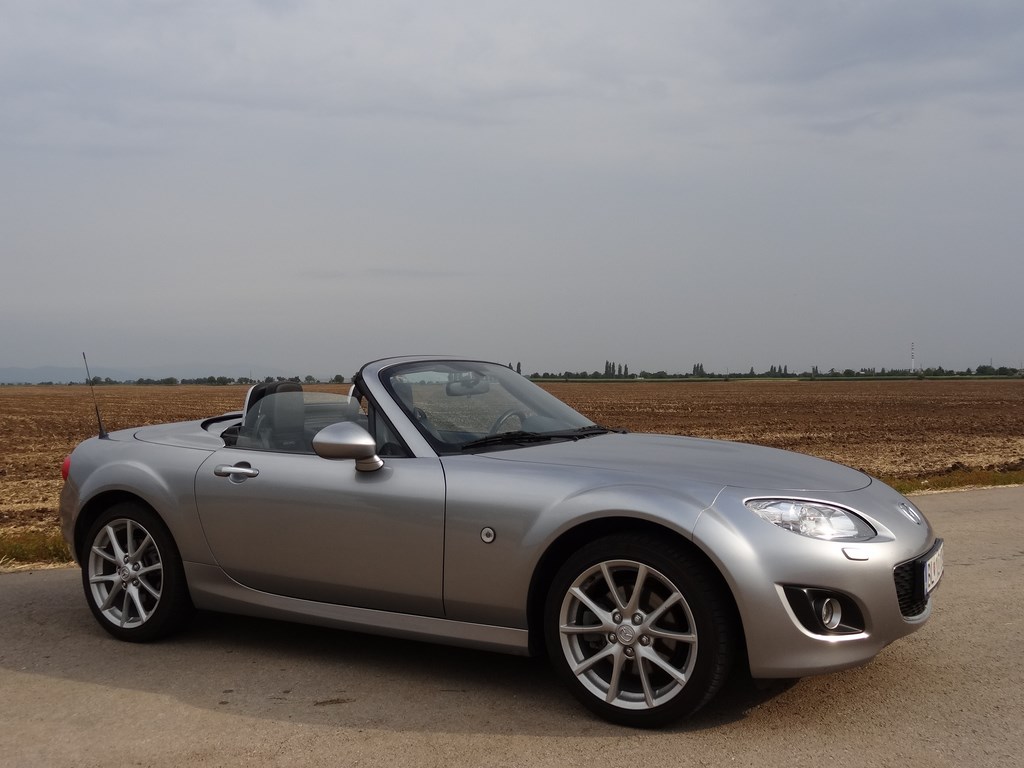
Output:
[{"xmin": 2, "ymin": 380, "xmax": 1023, "ymax": 560}]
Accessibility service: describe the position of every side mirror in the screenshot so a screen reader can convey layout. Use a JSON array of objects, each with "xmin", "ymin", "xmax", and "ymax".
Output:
[{"xmin": 312, "ymin": 422, "xmax": 384, "ymax": 472}]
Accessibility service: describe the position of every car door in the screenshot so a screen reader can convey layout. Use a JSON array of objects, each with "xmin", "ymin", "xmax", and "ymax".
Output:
[{"xmin": 194, "ymin": 448, "xmax": 445, "ymax": 617}]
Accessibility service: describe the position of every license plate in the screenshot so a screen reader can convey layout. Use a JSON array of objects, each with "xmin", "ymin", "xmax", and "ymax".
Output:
[{"xmin": 923, "ymin": 540, "xmax": 944, "ymax": 596}]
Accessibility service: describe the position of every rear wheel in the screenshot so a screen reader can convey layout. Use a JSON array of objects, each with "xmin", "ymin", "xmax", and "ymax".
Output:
[
  {"xmin": 545, "ymin": 534, "xmax": 736, "ymax": 727},
  {"xmin": 81, "ymin": 502, "xmax": 193, "ymax": 642}
]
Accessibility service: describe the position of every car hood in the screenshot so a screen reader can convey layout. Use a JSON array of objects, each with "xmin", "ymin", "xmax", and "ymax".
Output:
[{"xmin": 482, "ymin": 432, "xmax": 872, "ymax": 493}]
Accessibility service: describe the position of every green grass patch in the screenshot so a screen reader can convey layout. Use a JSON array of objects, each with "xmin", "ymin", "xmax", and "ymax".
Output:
[
  {"xmin": 0, "ymin": 529, "xmax": 72, "ymax": 565},
  {"xmin": 885, "ymin": 468, "xmax": 1024, "ymax": 496}
]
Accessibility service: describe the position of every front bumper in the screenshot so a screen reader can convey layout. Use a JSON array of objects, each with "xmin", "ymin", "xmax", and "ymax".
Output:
[{"xmin": 695, "ymin": 482, "xmax": 940, "ymax": 678}]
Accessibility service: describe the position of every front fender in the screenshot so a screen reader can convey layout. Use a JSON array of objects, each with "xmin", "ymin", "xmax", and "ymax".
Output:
[{"xmin": 441, "ymin": 454, "xmax": 721, "ymax": 628}]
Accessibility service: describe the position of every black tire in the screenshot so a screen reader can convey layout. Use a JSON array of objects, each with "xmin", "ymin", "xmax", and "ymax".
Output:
[
  {"xmin": 81, "ymin": 502, "xmax": 194, "ymax": 642},
  {"xmin": 544, "ymin": 533, "xmax": 736, "ymax": 727}
]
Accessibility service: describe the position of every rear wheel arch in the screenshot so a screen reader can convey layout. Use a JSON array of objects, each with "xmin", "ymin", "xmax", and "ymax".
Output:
[{"xmin": 74, "ymin": 491, "xmax": 162, "ymax": 563}]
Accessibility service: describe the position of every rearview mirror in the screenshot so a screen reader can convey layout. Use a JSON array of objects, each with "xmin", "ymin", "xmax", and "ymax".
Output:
[{"xmin": 445, "ymin": 376, "xmax": 490, "ymax": 397}]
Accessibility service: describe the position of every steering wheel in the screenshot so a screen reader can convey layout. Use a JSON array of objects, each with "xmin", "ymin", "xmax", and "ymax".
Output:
[{"xmin": 488, "ymin": 409, "xmax": 527, "ymax": 435}]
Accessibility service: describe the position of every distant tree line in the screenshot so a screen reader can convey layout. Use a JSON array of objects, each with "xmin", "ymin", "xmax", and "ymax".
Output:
[
  {"xmin": 7, "ymin": 361, "xmax": 1023, "ymax": 387},
  {"xmin": 526, "ymin": 362, "xmax": 1023, "ymax": 380}
]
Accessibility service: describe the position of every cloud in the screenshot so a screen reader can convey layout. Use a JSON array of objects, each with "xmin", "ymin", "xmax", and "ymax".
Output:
[
  {"xmin": 299, "ymin": 266, "xmax": 475, "ymax": 282},
  {"xmin": 2, "ymin": 1, "xmax": 1022, "ymax": 373}
]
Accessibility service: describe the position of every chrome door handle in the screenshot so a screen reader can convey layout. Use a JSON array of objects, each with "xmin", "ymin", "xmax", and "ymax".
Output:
[{"xmin": 214, "ymin": 464, "xmax": 260, "ymax": 478}]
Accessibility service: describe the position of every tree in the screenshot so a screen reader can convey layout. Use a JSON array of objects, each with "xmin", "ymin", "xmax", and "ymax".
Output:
[
  {"xmin": 516, "ymin": 362, "xmax": 522, "ymax": 375},
  {"xmin": 331, "ymin": 374, "xmax": 345, "ymax": 384}
]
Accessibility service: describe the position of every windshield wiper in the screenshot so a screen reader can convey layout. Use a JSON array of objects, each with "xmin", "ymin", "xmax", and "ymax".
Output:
[
  {"xmin": 461, "ymin": 431, "xmax": 563, "ymax": 451},
  {"xmin": 567, "ymin": 425, "xmax": 628, "ymax": 436},
  {"xmin": 535, "ymin": 425, "xmax": 627, "ymax": 439},
  {"xmin": 461, "ymin": 425, "xmax": 625, "ymax": 451}
]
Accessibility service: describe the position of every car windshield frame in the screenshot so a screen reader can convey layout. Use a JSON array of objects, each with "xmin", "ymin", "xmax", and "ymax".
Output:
[{"xmin": 379, "ymin": 360, "xmax": 598, "ymax": 454}]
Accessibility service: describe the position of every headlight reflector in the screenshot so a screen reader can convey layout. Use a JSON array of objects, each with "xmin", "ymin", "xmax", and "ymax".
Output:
[{"xmin": 745, "ymin": 499, "xmax": 875, "ymax": 541}]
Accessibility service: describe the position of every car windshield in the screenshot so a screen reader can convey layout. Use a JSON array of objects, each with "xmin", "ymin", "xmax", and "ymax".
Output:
[{"xmin": 380, "ymin": 361, "xmax": 599, "ymax": 453}]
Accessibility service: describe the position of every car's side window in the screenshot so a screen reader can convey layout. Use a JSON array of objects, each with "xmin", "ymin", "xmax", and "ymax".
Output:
[
  {"xmin": 350, "ymin": 387, "xmax": 408, "ymax": 458},
  {"xmin": 372, "ymin": 408, "xmax": 407, "ymax": 457}
]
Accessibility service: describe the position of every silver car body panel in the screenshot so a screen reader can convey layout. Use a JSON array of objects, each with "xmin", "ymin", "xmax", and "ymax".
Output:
[
  {"xmin": 59, "ymin": 428, "xmax": 219, "ymax": 566},
  {"xmin": 193, "ymin": 449, "xmax": 445, "ymax": 616},
  {"xmin": 439, "ymin": 453, "xmax": 720, "ymax": 627},
  {"xmin": 479, "ymin": 432, "xmax": 872, "ymax": 493},
  {"xmin": 59, "ymin": 355, "xmax": 940, "ymax": 680},
  {"xmin": 184, "ymin": 562, "xmax": 531, "ymax": 655}
]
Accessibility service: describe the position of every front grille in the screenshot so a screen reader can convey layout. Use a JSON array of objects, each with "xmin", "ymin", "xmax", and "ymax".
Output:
[{"xmin": 893, "ymin": 560, "xmax": 928, "ymax": 618}]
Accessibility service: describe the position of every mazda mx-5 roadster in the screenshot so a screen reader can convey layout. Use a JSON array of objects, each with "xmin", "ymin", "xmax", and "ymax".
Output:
[{"xmin": 60, "ymin": 356, "xmax": 942, "ymax": 727}]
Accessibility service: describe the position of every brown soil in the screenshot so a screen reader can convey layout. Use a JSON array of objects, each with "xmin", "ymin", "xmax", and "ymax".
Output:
[{"xmin": 543, "ymin": 379, "xmax": 1024, "ymax": 479}]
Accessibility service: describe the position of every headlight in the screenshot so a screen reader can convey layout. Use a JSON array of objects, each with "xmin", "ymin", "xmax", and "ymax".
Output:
[{"xmin": 744, "ymin": 499, "xmax": 876, "ymax": 541}]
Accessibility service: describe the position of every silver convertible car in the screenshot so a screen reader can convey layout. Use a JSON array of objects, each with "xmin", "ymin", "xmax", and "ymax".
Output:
[{"xmin": 59, "ymin": 356, "xmax": 943, "ymax": 727}]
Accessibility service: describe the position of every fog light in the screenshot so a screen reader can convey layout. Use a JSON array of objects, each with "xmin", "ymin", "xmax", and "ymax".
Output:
[
  {"xmin": 820, "ymin": 598, "xmax": 842, "ymax": 630},
  {"xmin": 784, "ymin": 587, "xmax": 865, "ymax": 635}
]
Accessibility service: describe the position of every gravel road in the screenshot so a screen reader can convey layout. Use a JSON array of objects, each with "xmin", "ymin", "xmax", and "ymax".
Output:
[{"xmin": 1, "ymin": 487, "xmax": 1021, "ymax": 768}]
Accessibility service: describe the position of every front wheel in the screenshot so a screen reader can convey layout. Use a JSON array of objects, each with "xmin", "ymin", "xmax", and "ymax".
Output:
[
  {"xmin": 544, "ymin": 534, "xmax": 736, "ymax": 727},
  {"xmin": 81, "ymin": 502, "xmax": 193, "ymax": 642}
]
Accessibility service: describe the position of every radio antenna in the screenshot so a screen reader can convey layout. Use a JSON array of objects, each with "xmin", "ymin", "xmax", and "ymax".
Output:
[{"xmin": 82, "ymin": 353, "xmax": 109, "ymax": 439}]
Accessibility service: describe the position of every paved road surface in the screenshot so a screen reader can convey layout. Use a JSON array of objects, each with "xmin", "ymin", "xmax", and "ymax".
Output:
[{"xmin": 1, "ymin": 487, "xmax": 1021, "ymax": 767}]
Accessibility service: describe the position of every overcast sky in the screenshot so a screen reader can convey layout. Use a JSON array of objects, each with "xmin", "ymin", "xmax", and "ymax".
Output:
[{"xmin": 2, "ymin": 0, "xmax": 1022, "ymax": 378}]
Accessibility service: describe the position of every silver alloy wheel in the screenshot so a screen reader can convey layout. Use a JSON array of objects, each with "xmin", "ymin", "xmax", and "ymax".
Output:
[
  {"xmin": 558, "ymin": 559, "xmax": 698, "ymax": 710},
  {"xmin": 87, "ymin": 518, "xmax": 164, "ymax": 629}
]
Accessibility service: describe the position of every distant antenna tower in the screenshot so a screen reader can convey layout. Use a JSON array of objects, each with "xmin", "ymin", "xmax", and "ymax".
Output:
[{"xmin": 911, "ymin": 342, "xmax": 915, "ymax": 372}]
